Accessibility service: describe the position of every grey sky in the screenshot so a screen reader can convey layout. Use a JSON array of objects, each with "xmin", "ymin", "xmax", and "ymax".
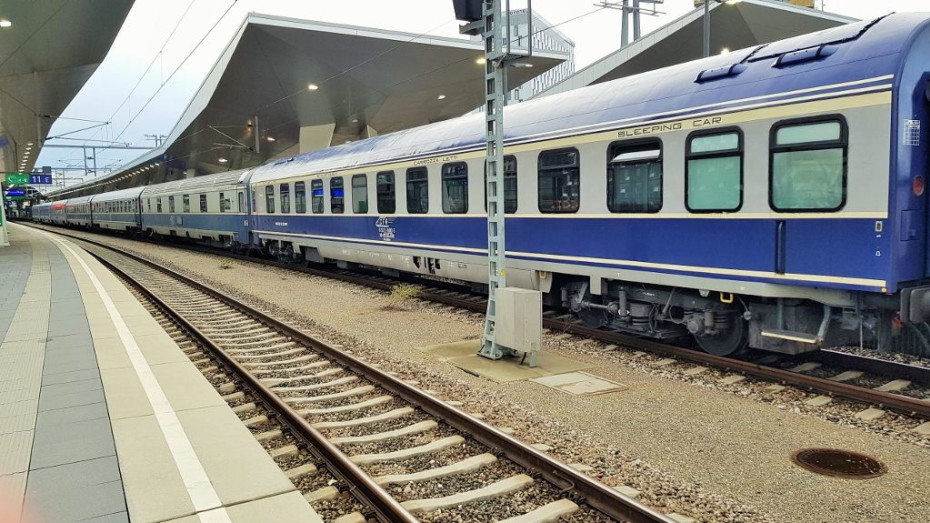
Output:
[{"xmin": 36, "ymin": 0, "xmax": 930, "ymax": 182}]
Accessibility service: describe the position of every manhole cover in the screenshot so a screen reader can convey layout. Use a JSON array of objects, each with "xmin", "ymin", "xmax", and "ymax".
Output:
[{"xmin": 791, "ymin": 448, "xmax": 887, "ymax": 479}]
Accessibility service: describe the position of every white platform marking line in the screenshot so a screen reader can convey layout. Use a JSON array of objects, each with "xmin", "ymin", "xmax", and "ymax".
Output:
[{"xmin": 44, "ymin": 233, "xmax": 232, "ymax": 523}]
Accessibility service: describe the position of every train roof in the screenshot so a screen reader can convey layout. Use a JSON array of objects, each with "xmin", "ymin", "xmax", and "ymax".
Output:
[
  {"xmin": 91, "ymin": 186, "xmax": 146, "ymax": 203},
  {"xmin": 250, "ymin": 12, "xmax": 930, "ymax": 184},
  {"xmin": 141, "ymin": 169, "xmax": 253, "ymax": 197},
  {"xmin": 66, "ymin": 195, "xmax": 94, "ymax": 205}
]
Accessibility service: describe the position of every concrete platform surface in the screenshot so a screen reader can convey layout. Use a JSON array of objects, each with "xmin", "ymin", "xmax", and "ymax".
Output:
[
  {"xmin": 423, "ymin": 339, "xmax": 591, "ymax": 382},
  {"xmin": 1, "ymin": 224, "xmax": 322, "ymax": 523}
]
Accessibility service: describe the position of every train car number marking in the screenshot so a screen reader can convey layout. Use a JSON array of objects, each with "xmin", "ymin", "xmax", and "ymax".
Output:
[{"xmin": 376, "ymin": 217, "xmax": 396, "ymax": 242}]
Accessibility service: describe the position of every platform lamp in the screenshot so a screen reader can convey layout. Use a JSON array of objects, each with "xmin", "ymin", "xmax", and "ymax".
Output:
[{"xmin": 701, "ymin": 0, "xmax": 742, "ymax": 58}]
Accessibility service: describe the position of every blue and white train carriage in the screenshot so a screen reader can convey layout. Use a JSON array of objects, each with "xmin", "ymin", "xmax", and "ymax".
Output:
[
  {"xmin": 64, "ymin": 196, "xmax": 94, "ymax": 227},
  {"xmin": 141, "ymin": 170, "xmax": 253, "ymax": 248},
  {"xmin": 92, "ymin": 186, "xmax": 144, "ymax": 232},
  {"xmin": 246, "ymin": 13, "xmax": 930, "ymax": 355}
]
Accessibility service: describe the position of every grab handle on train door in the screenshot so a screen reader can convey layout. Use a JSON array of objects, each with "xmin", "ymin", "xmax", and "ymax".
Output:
[{"xmin": 775, "ymin": 220, "xmax": 786, "ymax": 275}]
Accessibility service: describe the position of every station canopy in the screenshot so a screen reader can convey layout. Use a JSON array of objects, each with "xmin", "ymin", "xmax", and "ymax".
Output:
[
  {"xmin": 539, "ymin": 0, "xmax": 855, "ymax": 97},
  {"xmin": 53, "ymin": 13, "xmax": 567, "ymax": 198},
  {"xmin": 0, "ymin": 0, "xmax": 134, "ymax": 175}
]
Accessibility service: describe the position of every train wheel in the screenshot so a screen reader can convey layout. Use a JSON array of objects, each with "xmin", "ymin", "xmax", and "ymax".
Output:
[{"xmin": 694, "ymin": 313, "xmax": 748, "ymax": 356}]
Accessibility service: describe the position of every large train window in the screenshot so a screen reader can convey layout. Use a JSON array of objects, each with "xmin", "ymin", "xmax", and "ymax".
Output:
[
  {"xmin": 442, "ymin": 162, "xmax": 468, "ymax": 214},
  {"xmin": 352, "ymin": 175, "xmax": 368, "ymax": 214},
  {"xmin": 311, "ymin": 180, "xmax": 324, "ymax": 213},
  {"xmin": 483, "ymin": 156, "xmax": 518, "ymax": 214},
  {"xmin": 607, "ymin": 139, "xmax": 662, "ymax": 213},
  {"xmin": 169, "ymin": 195, "xmax": 176, "ymax": 213},
  {"xmin": 219, "ymin": 192, "xmax": 229, "ymax": 212},
  {"xmin": 294, "ymin": 183, "xmax": 306, "ymax": 214},
  {"xmin": 157, "ymin": 198, "xmax": 162, "ymax": 213},
  {"xmin": 539, "ymin": 148, "xmax": 580, "ymax": 213},
  {"xmin": 265, "ymin": 186, "xmax": 275, "ymax": 213},
  {"xmin": 377, "ymin": 171, "xmax": 395, "ymax": 214},
  {"xmin": 200, "ymin": 193, "xmax": 208, "ymax": 213},
  {"xmin": 406, "ymin": 167, "xmax": 429, "ymax": 214},
  {"xmin": 280, "ymin": 184, "xmax": 290, "ymax": 213},
  {"xmin": 330, "ymin": 177, "xmax": 345, "ymax": 214},
  {"xmin": 686, "ymin": 129, "xmax": 742, "ymax": 212},
  {"xmin": 770, "ymin": 117, "xmax": 847, "ymax": 212}
]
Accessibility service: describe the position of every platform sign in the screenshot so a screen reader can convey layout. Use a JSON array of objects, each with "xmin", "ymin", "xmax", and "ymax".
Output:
[
  {"xmin": 29, "ymin": 174, "xmax": 52, "ymax": 185},
  {"xmin": 4, "ymin": 173, "xmax": 29, "ymax": 185},
  {"xmin": 5, "ymin": 189, "xmax": 25, "ymax": 197}
]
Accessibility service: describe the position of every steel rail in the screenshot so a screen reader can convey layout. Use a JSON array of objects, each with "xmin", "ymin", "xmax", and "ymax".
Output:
[
  {"xmin": 65, "ymin": 232, "xmax": 673, "ymax": 523},
  {"xmin": 90, "ymin": 253, "xmax": 417, "ymax": 523},
  {"xmin": 551, "ymin": 321, "xmax": 930, "ymax": 420}
]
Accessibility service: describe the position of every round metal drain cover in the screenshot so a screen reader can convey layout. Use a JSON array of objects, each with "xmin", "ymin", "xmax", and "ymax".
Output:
[{"xmin": 791, "ymin": 448, "xmax": 887, "ymax": 479}]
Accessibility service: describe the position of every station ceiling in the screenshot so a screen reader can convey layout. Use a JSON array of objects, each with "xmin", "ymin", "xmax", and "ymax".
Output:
[
  {"xmin": 54, "ymin": 14, "xmax": 567, "ymax": 198},
  {"xmin": 0, "ymin": 0, "xmax": 134, "ymax": 175},
  {"xmin": 540, "ymin": 0, "xmax": 856, "ymax": 97}
]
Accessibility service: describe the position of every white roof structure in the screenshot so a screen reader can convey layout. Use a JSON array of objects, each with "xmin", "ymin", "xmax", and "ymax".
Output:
[
  {"xmin": 0, "ymin": 1, "xmax": 134, "ymax": 174},
  {"xmin": 539, "ymin": 0, "xmax": 855, "ymax": 97},
  {"xmin": 53, "ymin": 12, "xmax": 567, "ymax": 198}
]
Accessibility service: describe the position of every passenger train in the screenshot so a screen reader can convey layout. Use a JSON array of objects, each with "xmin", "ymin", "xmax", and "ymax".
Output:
[{"xmin": 33, "ymin": 13, "xmax": 930, "ymax": 356}]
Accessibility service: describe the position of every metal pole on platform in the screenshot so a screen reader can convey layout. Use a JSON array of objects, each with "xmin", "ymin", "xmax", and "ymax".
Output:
[
  {"xmin": 0, "ymin": 200, "xmax": 10, "ymax": 247},
  {"xmin": 703, "ymin": 0, "xmax": 710, "ymax": 57},
  {"xmin": 478, "ymin": 0, "xmax": 515, "ymax": 361}
]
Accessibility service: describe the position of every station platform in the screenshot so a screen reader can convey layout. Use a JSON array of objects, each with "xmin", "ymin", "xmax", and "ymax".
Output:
[{"xmin": 0, "ymin": 224, "xmax": 322, "ymax": 523}]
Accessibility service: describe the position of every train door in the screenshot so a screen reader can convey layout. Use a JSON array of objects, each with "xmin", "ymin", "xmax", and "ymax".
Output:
[{"xmin": 771, "ymin": 118, "xmax": 849, "ymax": 277}]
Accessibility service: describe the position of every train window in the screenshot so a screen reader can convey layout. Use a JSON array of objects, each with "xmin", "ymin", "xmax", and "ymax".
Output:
[
  {"xmin": 219, "ymin": 192, "xmax": 227, "ymax": 212},
  {"xmin": 169, "ymin": 196, "xmax": 176, "ymax": 213},
  {"xmin": 265, "ymin": 186, "xmax": 275, "ymax": 214},
  {"xmin": 294, "ymin": 183, "xmax": 306, "ymax": 213},
  {"xmin": 442, "ymin": 162, "xmax": 468, "ymax": 214},
  {"xmin": 330, "ymin": 177, "xmax": 345, "ymax": 214},
  {"xmin": 770, "ymin": 117, "xmax": 847, "ymax": 212},
  {"xmin": 376, "ymin": 171, "xmax": 395, "ymax": 214},
  {"xmin": 686, "ymin": 130, "xmax": 742, "ymax": 212},
  {"xmin": 182, "ymin": 194, "xmax": 190, "ymax": 213},
  {"xmin": 539, "ymin": 148, "xmax": 581, "ymax": 213},
  {"xmin": 484, "ymin": 156, "xmax": 518, "ymax": 213},
  {"xmin": 157, "ymin": 198, "xmax": 163, "ymax": 213},
  {"xmin": 352, "ymin": 175, "xmax": 369, "ymax": 214},
  {"xmin": 200, "ymin": 194, "xmax": 208, "ymax": 213},
  {"xmin": 406, "ymin": 167, "xmax": 429, "ymax": 214},
  {"xmin": 238, "ymin": 192, "xmax": 245, "ymax": 213},
  {"xmin": 311, "ymin": 180, "xmax": 324, "ymax": 213},
  {"xmin": 280, "ymin": 184, "xmax": 290, "ymax": 213},
  {"xmin": 607, "ymin": 140, "xmax": 662, "ymax": 213}
]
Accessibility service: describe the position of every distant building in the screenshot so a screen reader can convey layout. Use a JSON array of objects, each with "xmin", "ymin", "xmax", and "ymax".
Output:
[
  {"xmin": 695, "ymin": 0, "xmax": 815, "ymax": 6},
  {"xmin": 473, "ymin": 9, "xmax": 576, "ymax": 104}
]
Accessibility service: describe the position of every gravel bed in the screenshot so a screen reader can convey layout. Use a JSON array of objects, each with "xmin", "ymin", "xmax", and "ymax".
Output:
[
  {"xmin": 339, "ymin": 424, "xmax": 460, "ymax": 457},
  {"xmin": 829, "ymin": 345, "xmax": 930, "ymax": 367},
  {"xmin": 322, "ymin": 410, "xmax": 431, "ymax": 439},
  {"xmin": 60, "ymin": 228, "xmax": 930, "ymax": 522},
  {"xmin": 364, "ymin": 440, "xmax": 489, "ymax": 478},
  {"xmin": 304, "ymin": 397, "xmax": 404, "ymax": 424}
]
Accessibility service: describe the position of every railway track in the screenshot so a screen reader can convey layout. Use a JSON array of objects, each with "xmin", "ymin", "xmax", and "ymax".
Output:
[
  {"xmin": 62, "ymin": 231, "xmax": 674, "ymax": 523},
  {"xmin": 28, "ymin": 223, "xmax": 930, "ymax": 423}
]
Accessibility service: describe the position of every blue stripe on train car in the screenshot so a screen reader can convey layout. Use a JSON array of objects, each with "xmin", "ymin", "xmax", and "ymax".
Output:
[
  {"xmin": 93, "ymin": 213, "xmax": 140, "ymax": 226},
  {"xmin": 254, "ymin": 215, "xmax": 890, "ymax": 293},
  {"xmin": 142, "ymin": 213, "xmax": 250, "ymax": 240}
]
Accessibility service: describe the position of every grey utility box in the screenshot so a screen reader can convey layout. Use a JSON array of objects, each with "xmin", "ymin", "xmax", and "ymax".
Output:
[{"xmin": 495, "ymin": 287, "xmax": 543, "ymax": 367}]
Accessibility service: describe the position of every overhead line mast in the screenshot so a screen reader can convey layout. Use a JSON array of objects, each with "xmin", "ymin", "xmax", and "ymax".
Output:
[{"xmin": 455, "ymin": 0, "xmax": 533, "ymax": 362}]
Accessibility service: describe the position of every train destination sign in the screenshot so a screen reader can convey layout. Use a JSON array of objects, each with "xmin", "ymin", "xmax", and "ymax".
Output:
[
  {"xmin": 4, "ymin": 173, "xmax": 52, "ymax": 185},
  {"xmin": 4, "ymin": 173, "xmax": 28, "ymax": 185}
]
